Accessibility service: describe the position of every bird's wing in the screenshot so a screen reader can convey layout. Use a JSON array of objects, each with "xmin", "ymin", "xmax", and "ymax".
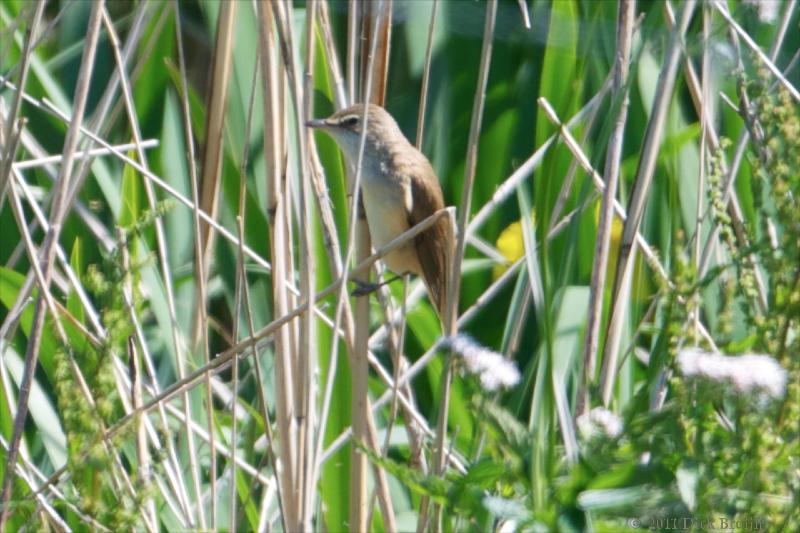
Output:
[{"xmin": 407, "ymin": 165, "xmax": 452, "ymax": 320}]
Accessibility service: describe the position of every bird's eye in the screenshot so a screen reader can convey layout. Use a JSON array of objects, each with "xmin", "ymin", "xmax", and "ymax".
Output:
[{"xmin": 341, "ymin": 116, "xmax": 359, "ymax": 127}]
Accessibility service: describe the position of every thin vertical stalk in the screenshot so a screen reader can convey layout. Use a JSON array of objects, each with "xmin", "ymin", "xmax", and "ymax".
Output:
[
  {"xmin": 195, "ymin": 0, "xmax": 237, "ymax": 291},
  {"xmin": 0, "ymin": 0, "xmax": 44, "ymax": 210},
  {"xmin": 299, "ymin": 0, "xmax": 319, "ymax": 527},
  {"xmin": 352, "ymin": 3, "xmax": 386, "ymax": 528},
  {"xmin": 306, "ymin": 1, "xmax": 397, "ymax": 528},
  {"xmin": 432, "ymin": 1, "xmax": 497, "ymax": 530},
  {"xmin": 0, "ymin": 3, "xmax": 104, "ymax": 526},
  {"xmin": 230, "ymin": 36, "xmax": 261, "ymax": 532},
  {"xmin": 172, "ymin": 2, "xmax": 209, "ymax": 527},
  {"xmin": 347, "ymin": 0, "xmax": 359, "ymax": 104},
  {"xmin": 237, "ymin": 219, "xmax": 288, "ymax": 532},
  {"xmin": 8, "ymin": 181, "xmax": 147, "ymax": 525},
  {"xmin": 100, "ymin": 11, "xmax": 188, "ymax": 522},
  {"xmin": 577, "ymin": 0, "xmax": 635, "ymax": 417},
  {"xmin": 360, "ymin": 0, "xmax": 392, "ymax": 106},
  {"xmin": 56, "ymin": 16, "xmax": 199, "ymax": 515},
  {"xmin": 229, "ymin": 218, "xmax": 242, "ymax": 533},
  {"xmin": 318, "ymin": 1, "xmax": 348, "ymax": 109},
  {"xmin": 126, "ymin": 307, "xmax": 157, "ymax": 531},
  {"xmin": 693, "ymin": 4, "xmax": 711, "ymax": 341},
  {"xmin": 415, "ymin": 0, "xmax": 438, "ymax": 150},
  {"xmin": 305, "ymin": 6, "xmax": 362, "ymax": 521},
  {"xmin": 600, "ymin": 0, "xmax": 697, "ymax": 406},
  {"xmin": 191, "ymin": 5, "xmax": 238, "ymax": 521},
  {"xmin": 358, "ymin": 2, "xmax": 398, "ymax": 529},
  {"xmin": 256, "ymin": 0, "xmax": 298, "ymax": 528},
  {"xmin": 366, "ymin": 277, "xmax": 409, "ymax": 528}
]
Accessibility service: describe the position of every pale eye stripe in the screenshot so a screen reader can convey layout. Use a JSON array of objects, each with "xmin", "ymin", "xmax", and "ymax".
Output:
[{"xmin": 337, "ymin": 114, "xmax": 359, "ymax": 126}]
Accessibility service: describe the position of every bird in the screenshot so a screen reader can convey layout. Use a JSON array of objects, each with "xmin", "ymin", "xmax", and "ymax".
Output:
[{"xmin": 307, "ymin": 103, "xmax": 453, "ymax": 320}]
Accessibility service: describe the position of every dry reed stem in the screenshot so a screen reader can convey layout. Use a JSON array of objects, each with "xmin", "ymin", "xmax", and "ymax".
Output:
[
  {"xmin": 347, "ymin": 0, "xmax": 358, "ymax": 103},
  {"xmin": 173, "ymin": 3, "xmax": 211, "ymax": 526},
  {"xmin": 123, "ymin": 274, "xmax": 157, "ymax": 533},
  {"xmin": 318, "ymin": 1, "xmax": 348, "ymax": 109},
  {"xmin": 230, "ymin": 81, "xmax": 250, "ymax": 533},
  {"xmin": 76, "ymin": 14, "xmax": 191, "ymax": 508},
  {"xmin": 299, "ymin": 1, "xmax": 320, "ymax": 526},
  {"xmin": 546, "ymin": 91, "xmax": 605, "ymax": 234},
  {"xmin": 694, "ymin": 0, "xmax": 794, "ymax": 295},
  {"xmin": 0, "ymin": 0, "xmax": 43, "ymax": 211},
  {"xmin": 4, "ymin": 17, "xmax": 195, "ymax": 520},
  {"xmin": 257, "ymin": 1, "xmax": 298, "ymax": 527},
  {"xmin": 712, "ymin": 1, "xmax": 799, "ymax": 103},
  {"xmin": 660, "ymin": 1, "xmax": 772, "ymax": 316},
  {"xmin": 415, "ymin": 0, "xmax": 438, "ymax": 150},
  {"xmin": 433, "ymin": 8, "xmax": 498, "ymax": 527},
  {"xmin": 600, "ymin": 0, "xmax": 696, "ymax": 407},
  {"xmin": 578, "ymin": 0, "xmax": 635, "ymax": 417},
  {"xmin": 360, "ymin": 3, "xmax": 400, "ymax": 530},
  {"xmin": 195, "ymin": 0, "xmax": 237, "ymax": 297},
  {"xmin": 274, "ymin": 0, "xmax": 338, "ymax": 526},
  {"xmin": 101, "ymin": 11, "xmax": 190, "ymax": 523},
  {"xmin": 236, "ymin": 209, "xmax": 288, "ymax": 528},
  {"xmin": 194, "ymin": 6, "xmax": 239, "ymax": 521},
  {"xmin": 8, "ymin": 188, "xmax": 143, "ymax": 528},
  {"xmin": 12, "ymin": 158, "xmax": 196, "ymax": 523},
  {"xmin": 348, "ymin": 2, "xmax": 391, "ymax": 528},
  {"xmin": 0, "ymin": 3, "xmax": 104, "ymax": 525},
  {"xmin": 12, "ymin": 140, "xmax": 158, "ymax": 169}
]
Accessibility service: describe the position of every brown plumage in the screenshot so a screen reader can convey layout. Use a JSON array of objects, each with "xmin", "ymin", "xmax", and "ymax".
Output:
[
  {"xmin": 406, "ymin": 159, "xmax": 451, "ymax": 318},
  {"xmin": 307, "ymin": 104, "xmax": 453, "ymax": 319}
]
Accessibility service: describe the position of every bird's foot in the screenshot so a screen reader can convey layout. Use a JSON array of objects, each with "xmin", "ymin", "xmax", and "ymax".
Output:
[
  {"xmin": 351, "ymin": 280, "xmax": 381, "ymax": 297},
  {"xmin": 350, "ymin": 274, "xmax": 405, "ymax": 297}
]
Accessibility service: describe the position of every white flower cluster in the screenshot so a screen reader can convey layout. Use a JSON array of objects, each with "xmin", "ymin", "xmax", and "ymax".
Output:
[
  {"xmin": 443, "ymin": 334, "xmax": 521, "ymax": 391},
  {"xmin": 576, "ymin": 407, "xmax": 623, "ymax": 440},
  {"xmin": 743, "ymin": 0, "xmax": 781, "ymax": 24},
  {"xmin": 677, "ymin": 348, "xmax": 788, "ymax": 399}
]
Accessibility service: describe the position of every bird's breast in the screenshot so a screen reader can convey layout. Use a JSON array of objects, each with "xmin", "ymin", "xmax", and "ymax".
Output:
[{"xmin": 361, "ymin": 172, "xmax": 421, "ymax": 276}]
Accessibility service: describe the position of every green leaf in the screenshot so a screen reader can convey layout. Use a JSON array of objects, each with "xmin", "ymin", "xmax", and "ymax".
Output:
[
  {"xmin": 480, "ymin": 399, "xmax": 530, "ymax": 452},
  {"xmin": 482, "ymin": 495, "xmax": 530, "ymax": 521},
  {"xmin": 119, "ymin": 150, "xmax": 141, "ymax": 230},
  {"xmin": 163, "ymin": 57, "xmax": 207, "ymax": 144},
  {"xmin": 3, "ymin": 345, "xmax": 67, "ymax": 469},
  {"xmin": 577, "ymin": 487, "xmax": 645, "ymax": 511},
  {"xmin": 675, "ymin": 462, "xmax": 698, "ymax": 511},
  {"xmin": 362, "ymin": 444, "xmax": 450, "ymax": 504},
  {"xmin": 67, "ymin": 237, "xmax": 85, "ymax": 324},
  {"xmin": 0, "ymin": 267, "xmax": 58, "ymax": 369}
]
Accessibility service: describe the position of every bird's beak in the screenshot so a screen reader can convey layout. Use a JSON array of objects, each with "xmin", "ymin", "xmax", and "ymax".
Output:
[{"xmin": 305, "ymin": 118, "xmax": 328, "ymax": 129}]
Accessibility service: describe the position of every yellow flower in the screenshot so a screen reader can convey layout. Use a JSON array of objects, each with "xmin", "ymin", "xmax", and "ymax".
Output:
[
  {"xmin": 594, "ymin": 201, "xmax": 623, "ymax": 277},
  {"xmin": 493, "ymin": 214, "xmax": 531, "ymax": 279}
]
